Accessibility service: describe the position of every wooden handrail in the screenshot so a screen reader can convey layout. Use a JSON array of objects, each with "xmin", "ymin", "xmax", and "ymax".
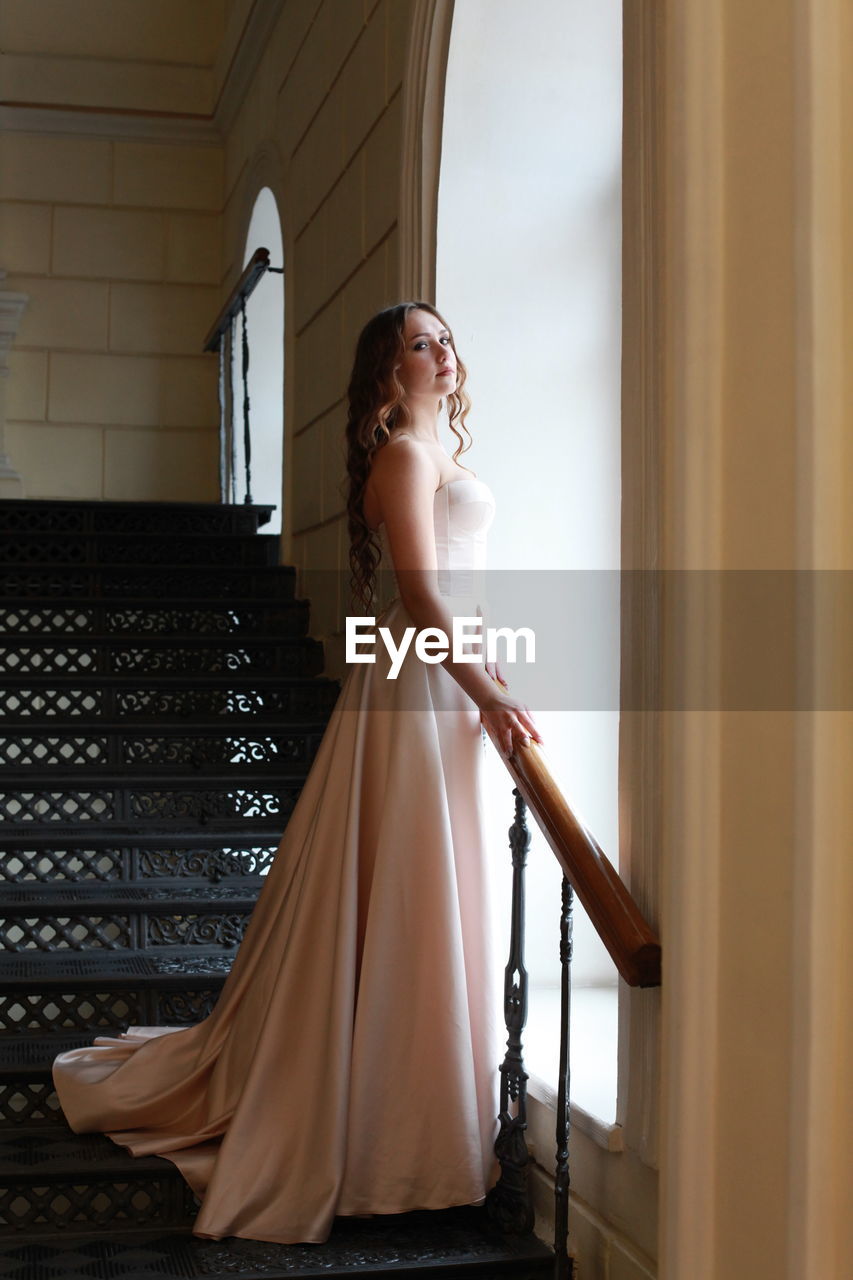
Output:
[
  {"xmin": 203, "ymin": 247, "xmax": 274, "ymax": 353},
  {"xmin": 483, "ymin": 727, "xmax": 662, "ymax": 988}
]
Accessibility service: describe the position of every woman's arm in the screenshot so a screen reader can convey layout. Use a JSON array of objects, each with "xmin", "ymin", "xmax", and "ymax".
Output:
[{"xmin": 370, "ymin": 441, "xmax": 541, "ymax": 755}]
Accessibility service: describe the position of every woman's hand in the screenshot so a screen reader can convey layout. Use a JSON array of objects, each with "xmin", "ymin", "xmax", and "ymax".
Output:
[{"xmin": 479, "ymin": 684, "xmax": 543, "ymax": 757}]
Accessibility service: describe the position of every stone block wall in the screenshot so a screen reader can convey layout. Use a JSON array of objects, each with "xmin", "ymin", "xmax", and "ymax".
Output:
[
  {"xmin": 0, "ymin": 0, "xmax": 227, "ymax": 500},
  {"xmin": 220, "ymin": 0, "xmax": 412, "ymax": 653},
  {"xmin": 0, "ymin": 131, "xmax": 223, "ymax": 500}
]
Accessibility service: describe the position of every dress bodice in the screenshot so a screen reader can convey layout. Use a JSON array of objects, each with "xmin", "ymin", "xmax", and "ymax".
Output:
[{"xmin": 376, "ymin": 476, "xmax": 495, "ymax": 605}]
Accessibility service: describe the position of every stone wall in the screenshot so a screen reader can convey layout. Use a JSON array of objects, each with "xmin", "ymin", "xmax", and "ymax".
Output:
[{"xmin": 0, "ymin": 0, "xmax": 227, "ymax": 499}]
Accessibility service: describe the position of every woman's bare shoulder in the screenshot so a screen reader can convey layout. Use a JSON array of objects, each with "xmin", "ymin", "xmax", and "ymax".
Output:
[{"xmin": 368, "ymin": 436, "xmax": 441, "ymax": 492}]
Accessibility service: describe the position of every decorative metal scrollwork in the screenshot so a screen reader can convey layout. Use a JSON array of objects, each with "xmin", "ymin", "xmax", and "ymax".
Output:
[
  {"xmin": 108, "ymin": 606, "xmax": 245, "ymax": 635},
  {"xmin": 155, "ymin": 990, "xmax": 219, "ymax": 1024},
  {"xmin": 147, "ymin": 913, "xmax": 249, "ymax": 948},
  {"xmin": 99, "ymin": 535, "xmax": 270, "ymax": 567},
  {"xmin": 92, "ymin": 507, "xmax": 256, "ymax": 535},
  {"xmin": 112, "ymin": 645, "xmax": 265, "ymax": 675},
  {"xmin": 137, "ymin": 846, "xmax": 277, "ymax": 882},
  {"xmin": 129, "ymin": 788, "xmax": 287, "ymax": 822},
  {"xmin": 486, "ymin": 789, "xmax": 534, "ymax": 1235},
  {"xmin": 554, "ymin": 875, "xmax": 575, "ymax": 1279}
]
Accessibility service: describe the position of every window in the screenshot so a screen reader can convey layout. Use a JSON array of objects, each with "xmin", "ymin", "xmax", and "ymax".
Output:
[{"xmin": 436, "ymin": 0, "xmax": 623, "ymax": 1122}]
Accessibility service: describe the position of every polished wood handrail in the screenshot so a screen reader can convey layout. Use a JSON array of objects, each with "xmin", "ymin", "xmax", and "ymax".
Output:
[
  {"xmin": 483, "ymin": 727, "xmax": 662, "ymax": 988},
  {"xmin": 203, "ymin": 247, "xmax": 272, "ymax": 353}
]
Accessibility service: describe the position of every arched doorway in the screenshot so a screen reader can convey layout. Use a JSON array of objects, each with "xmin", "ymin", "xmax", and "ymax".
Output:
[{"xmin": 236, "ymin": 187, "xmax": 285, "ymax": 533}]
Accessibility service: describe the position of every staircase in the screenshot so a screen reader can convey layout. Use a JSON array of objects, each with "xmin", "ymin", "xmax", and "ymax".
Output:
[{"xmin": 0, "ymin": 499, "xmax": 553, "ymax": 1278}]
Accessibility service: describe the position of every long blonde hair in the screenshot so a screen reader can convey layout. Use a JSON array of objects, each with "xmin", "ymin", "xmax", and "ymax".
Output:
[{"xmin": 345, "ymin": 302, "xmax": 471, "ymax": 611}]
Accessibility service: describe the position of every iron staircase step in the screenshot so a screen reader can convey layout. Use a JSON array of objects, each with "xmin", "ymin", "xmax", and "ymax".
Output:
[
  {"xmin": 0, "ymin": 946, "xmax": 237, "ymax": 1035},
  {"xmin": 0, "ymin": 723, "xmax": 328, "ymax": 772},
  {"xmin": 0, "ymin": 880, "xmax": 267, "ymax": 955},
  {"xmin": 0, "ymin": 1208, "xmax": 554, "ymax": 1274},
  {"xmin": 0, "ymin": 769, "xmax": 308, "ymax": 834},
  {"xmin": 0, "ymin": 1129, "xmax": 197, "ymax": 1239},
  {"xmin": 0, "ymin": 945, "xmax": 236, "ymax": 990},
  {"xmin": 1, "ymin": 880, "xmax": 264, "ymax": 914},
  {"xmin": 0, "ymin": 532, "xmax": 280, "ymax": 569},
  {"xmin": 0, "ymin": 1029, "xmax": 89, "ymax": 1090},
  {"xmin": 0, "ymin": 498, "xmax": 274, "ymax": 537},
  {"xmin": 0, "ymin": 564, "xmax": 297, "ymax": 601},
  {"xmin": 0, "ymin": 676, "xmax": 340, "ymax": 723},
  {"xmin": 0, "ymin": 599, "xmax": 311, "ymax": 639},
  {"xmin": 0, "ymin": 636, "xmax": 324, "ymax": 679},
  {"xmin": 0, "ymin": 837, "xmax": 281, "ymax": 888},
  {"xmin": 0, "ymin": 1034, "xmax": 87, "ymax": 1132}
]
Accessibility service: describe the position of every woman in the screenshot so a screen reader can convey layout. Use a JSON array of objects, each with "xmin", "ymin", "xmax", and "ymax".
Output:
[{"xmin": 53, "ymin": 301, "xmax": 542, "ymax": 1245}]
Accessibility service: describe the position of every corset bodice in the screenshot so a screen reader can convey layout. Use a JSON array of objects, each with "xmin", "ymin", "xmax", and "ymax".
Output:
[{"xmin": 376, "ymin": 476, "xmax": 495, "ymax": 605}]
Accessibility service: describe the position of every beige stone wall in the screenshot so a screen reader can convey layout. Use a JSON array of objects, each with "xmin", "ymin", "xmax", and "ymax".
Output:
[
  {"xmin": 0, "ymin": 1, "xmax": 225, "ymax": 500},
  {"xmin": 0, "ymin": 0, "xmax": 224, "ymax": 113},
  {"xmin": 220, "ymin": 0, "xmax": 411, "ymax": 652},
  {"xmin": 1, "ymin": 136, "xmax": 222, "ymax": 501}
]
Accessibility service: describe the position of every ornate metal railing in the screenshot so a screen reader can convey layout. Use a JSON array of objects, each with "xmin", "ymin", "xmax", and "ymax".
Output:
[
  {"xmin": 483, "ymin": 731, "xmax": 662, "ymax": 1278},
  {"xmin": 203, "ymin": 247, "xmax": 283, "ymax": 506}
]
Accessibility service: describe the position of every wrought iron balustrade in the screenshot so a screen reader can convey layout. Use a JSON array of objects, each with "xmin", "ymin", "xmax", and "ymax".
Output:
[
  {"xmin": 485, "ymin": 734, "xmax": 662, "ymax": 1279},
  {"xmin": 203, "ymin": 247, "xmax": 284, "ymax": 507}
]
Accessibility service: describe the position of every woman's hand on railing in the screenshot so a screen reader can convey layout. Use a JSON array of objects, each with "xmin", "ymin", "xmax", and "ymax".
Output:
[{"xmin": 480, "ymin": 668, "xmax": 544, "ymax": 756}]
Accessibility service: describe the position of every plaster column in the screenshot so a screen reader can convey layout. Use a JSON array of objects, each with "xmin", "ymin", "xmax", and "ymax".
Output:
[{"xmin": 0, "ymin": 270, "xmax": 28, "ymax": 497}]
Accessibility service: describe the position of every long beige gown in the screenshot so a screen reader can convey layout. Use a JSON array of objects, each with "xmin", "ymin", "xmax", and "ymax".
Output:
[{"xmin": 52, "ymin": 476, "xmax": 500, "ymax": 1245}]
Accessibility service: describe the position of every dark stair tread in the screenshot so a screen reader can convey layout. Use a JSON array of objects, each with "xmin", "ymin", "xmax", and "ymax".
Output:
[
  {"xmin": 1, "ymin": 830, "xmax": 287, "ymax": 849},
  {"xmin": 0, "ymin": 636, "xmax": 316, "ymax": 650},
  {"xmin": 0, "ymin": 832, "xmax": 281, "ymax": 850},
  {"xmin": 0, "ymin": 531, "xmax": 278, "ymax": 544},
  {"xmin": 0, "ymin": 594, "xmax": 309, "ymax": 612},
  {"xmin": 0, "ymin": 719, "xmax": 331, "ymax": 735},
  {"xmin": 0, "ymin": 1130, "xmax": 181, "ymax": 1179},
  {"xmin": 0, "ymin": 596, "xmax": 309, "ymax": 622},
  {"xmin": 0, "ymin": 497, "xmax": 274, "ymax": 526},
  {"xmin": 0, "ymin": 564, "xmax": 294, "ymax": 577},
  {"xmin": 0, "ymin": 1213, "xmax": 554, "ymax": 1275},
  {"xmin": 0, "ymin": 737, "xmax": 325, "ymax": 762},
  {"xmin": 0, "ymin": 946, "xmax": 237, "ymax": 989},
  {"xmin": 0, "ymin": 841, "xmax": 280, "ymax": 888},
  {"xmin": 0, "ymin": 675, "xmax": 336, "ymax": 689},
  {"xmin": 0, "ymin": 570, "xmax": 298, "ymax": 603},
  {"xmin": 0, "ymin": 537, "xmax": 281, "ymax": 568},
  {"xmin": 0, "ymin": 1034, "xmax": 105, "ymax": 1078},
  {"xmin": 1, "ymin": 767, "xmax": 314, "ymax": 785},
  {"xmin": 0, "ymin": 881, "xmax": 265, "ymax": 912}
]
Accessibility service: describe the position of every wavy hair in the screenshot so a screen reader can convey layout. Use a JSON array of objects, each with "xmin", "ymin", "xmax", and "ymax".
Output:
[{"xmin": 345, "ymin": 301, "xmax": 472, "ymax": 612}]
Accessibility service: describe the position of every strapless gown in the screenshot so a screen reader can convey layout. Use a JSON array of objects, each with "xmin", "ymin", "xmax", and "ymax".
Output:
[{"xmin": 52, "ymin": 476, "xmax": 500, "ymax": 1245}]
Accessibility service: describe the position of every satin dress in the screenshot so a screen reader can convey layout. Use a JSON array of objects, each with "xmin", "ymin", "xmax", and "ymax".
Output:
[{"xmin": 53, "ymin": 476, "xmax": 500, "ymax": 1245}]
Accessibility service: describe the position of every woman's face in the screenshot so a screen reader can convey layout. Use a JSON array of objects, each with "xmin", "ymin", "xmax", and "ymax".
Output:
[{"xmin": 394, "ymin": 309, "xmax": 458, "ymax": 402}]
